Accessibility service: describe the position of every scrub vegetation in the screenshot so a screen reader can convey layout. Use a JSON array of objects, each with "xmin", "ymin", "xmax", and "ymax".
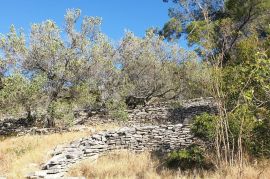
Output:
[{"xmin": 0, "ymin": 0, "xmax": 270, "ymax": 178}]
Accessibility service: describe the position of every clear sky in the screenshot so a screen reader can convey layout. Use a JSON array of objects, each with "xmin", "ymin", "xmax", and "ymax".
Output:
[{"xmin": 0, "ymin": 0, "xmax": 174, "ymax": 41}]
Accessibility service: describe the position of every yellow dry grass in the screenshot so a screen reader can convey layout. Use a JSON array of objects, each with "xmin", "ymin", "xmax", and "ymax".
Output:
[
  {"xmin": 1, "ymin": 120, "xmax": 269, "ymax": 179},
  {"xmin": 0, "ymin": 131, "xmax": 88, "ymax": 178},
  {"xmin": 210, "ymin": 163, "xmax": 270, "ymax": 179},
  {"xmin": 0, "ymin": 123, "xmax": 120, "ymax": 179},
  {"xmin": 68, "ymin": 150, "xmax": 270, "ymax": 179},
  {"xmin": 68, "ymin": 150, "xmax": 176, "ymax": 179}
]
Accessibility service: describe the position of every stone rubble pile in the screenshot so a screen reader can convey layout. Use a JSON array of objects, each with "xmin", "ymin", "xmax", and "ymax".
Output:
[{"xmin": 27, "ymin": 123, "xmax": 195, "ymax": 178}]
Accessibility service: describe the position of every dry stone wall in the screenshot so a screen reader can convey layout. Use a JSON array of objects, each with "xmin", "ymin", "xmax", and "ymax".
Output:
[
  {"xmin": 1, "ymin": 98, "xmax": 217, "ymax": 178},
  {"xmin": 0, "ymin": 98, "xmax": 217, "ymax": 136},
  {"xmin": 127, "ymin": 97, "xmax": 217, "ymax": 124},
  {"xmin": 27, "ymin": 123, "xmax": 196, "ymax": 178},
  {"xmin": 76, "ymin": 97, "xmax": 218, "ymax": 125}
]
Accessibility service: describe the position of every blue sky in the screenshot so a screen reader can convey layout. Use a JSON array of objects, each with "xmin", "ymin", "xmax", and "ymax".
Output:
[
  {"xmin": 0, "ymin": 0, "xmax": 173, "ymax": 40},
  {"xmin": 0, "ymin": 0, "xmax": 191, "ymax": 48}
]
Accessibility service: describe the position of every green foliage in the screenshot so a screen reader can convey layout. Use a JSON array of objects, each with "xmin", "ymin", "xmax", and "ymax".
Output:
[
  {"xmin": 72, "ymin": 83, "xmax": 98, "ymax": 109},
  {"xmin": 0, "ymin": 9, "xmax": 119, "ymax": 126},
  {"xmin": 0, "ymin": 74, "xmax": 46, "ymax": 118},
  {"xmin": 186, "ymin": 20, "xmax": 217, "ymax": 50},
  {"xmin": 167, "ymin": 144, "xmax": 214, "ymax": 170},
  {"xmin": 49, "ymin": 100, "xmax": 74, "ymax": 126},
  {"xmin": 160, "ymin": 17, "xmax": 182, "ymax": 41},
  {"xmin": 162, "ymin": 0, "xmax": 270, "ymax": 163},
  {"xmin": 0, "ymin": 9, "xmax": 212, "ymax": 126},
  {"xmin": 191, "ymin": 113, "xmax": 218, "ymax": 142},
  {"xmin": 192, "ymin": 106, "xmax": 262, "ymax": 156},
  {"xmin": 163, "ymin": 0, "xmax": 270, "ymax": 64},
  {"xmin": 106, "ymin": 100, "xmax": 128, "ymax": 121},
  {"xmin": 119, "ymin": 31, "xmax": 210, "ymax": 101},
  {"xmin": 225, "ymin": 0, "xmax": 270, "ymax": 21},
  {"xmin": 119, "ymin": 31, "xmax": 185, "ymax": 101},
  {"xmin": 169, "ymin": 101, "xmax": 183, "ymax": 109},
  {"xmin": 251, "ymin": 117, "xmax": 270, "ymax": 158},
  {"xmin": 228, "ymin": 105, "xmax": 256, "ymax": 146},
  {"xmin": 182, "ymin": 60, "xmax": 213, "ymax": 98}
]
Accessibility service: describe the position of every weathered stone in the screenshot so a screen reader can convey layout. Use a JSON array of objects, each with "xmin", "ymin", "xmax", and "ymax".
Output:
[{"xmin": 27, "ymin": 118, "xmax": 207, "ymax": 178}]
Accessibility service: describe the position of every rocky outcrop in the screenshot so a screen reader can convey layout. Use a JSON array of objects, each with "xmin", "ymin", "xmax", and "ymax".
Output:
[{"xmin": 27, "ymin": 123, "xmax": 197, "ymax": 178}]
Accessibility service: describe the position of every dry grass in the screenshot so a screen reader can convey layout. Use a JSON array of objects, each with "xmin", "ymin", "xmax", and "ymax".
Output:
[
  {"xmin": 91, "ymin": 123, "xmax": 121, "ymax": 132},
  {"xmin": 210, "ymin": 163, "xmax": 270, "ymax": 179},
  {"xmin": 68, "ymin": 150, "xmax": 179, "ymax": 179},
  {"xmin": 0, "ymin": 131, "xmax": 88, "ymax": 178},
  {"xmin": 1, "ymin": 120, "xmax": 269, "ymax": 179},
  {"xmin": 0, "ymin": 123, "xmax": 120, "ymax": 179},
  {"xmin": 68, "ymin": 150, "xmax": 270, "ymax": 179}
]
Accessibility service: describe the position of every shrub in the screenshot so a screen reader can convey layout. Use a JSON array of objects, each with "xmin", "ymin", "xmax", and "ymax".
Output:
[
  {"xmin": 110, "ymin": 109, "xmax": 129, "ymax": 121},
  {"xmin": 191, "ymin": 113, "xmax": 218, "ymax": 142},
  {"xmin": 106, "ymin": 100, "xmax": 128, "ymax": 121},
  {"xmin": 191, "ymin": 105, "xmax": 266, "ymax": 157},
  {"xmin": 169, "ymin": 101, "xmax": 183, "ymax": 109},
  {"xmin": 166, "ymin": 144, "xmax": 214, "ymax": 170},
  {"xmin": 49, "ymin": 100, "xmax": 74, "ymax": 126},
  {"xmin": 227, "ymin": 105, "xmax": 256, "ymax": 151},
  {"xmin": 251, "ymin": 117, "xmax": 270, "ymax": 158}
]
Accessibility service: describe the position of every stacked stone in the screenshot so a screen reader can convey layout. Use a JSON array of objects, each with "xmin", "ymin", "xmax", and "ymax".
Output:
[
  {"xmin": 0, "ymin": 118, "xmax": 28, "ymax": 135},
  {"xmin": 0, "ymin": 97, "xmax": 217, "ymax": 136},
  {"xmin": 127, "ymin": 97, "xmax": 217, "ymax": 124},
  {"xmin": 0, "ymin": 124, "xmax": 71, "ymax": 136},
  {"xmin": 127, "ymin": 106, "xmax": 169, "ymax": 123},
  {"xmin": 27, "ymin": 123, "xmax": 195, "ymax": 179}
]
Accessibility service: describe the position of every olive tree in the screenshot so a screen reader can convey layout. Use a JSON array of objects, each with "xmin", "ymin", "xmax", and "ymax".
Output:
[
  {"xmin": 118, "ymin": 30, "xmax": 201, "ymax": 107},
  {"xmin": 0, "ymin": 74, "xmax": 46, "ymax": 122},
  {"xmin": 0, "ymin": 26, "xmax": 45, "ymax": 122},
  {"xmin": 0, "ymin": 9, "xmax": 111, "ymax": 126}
]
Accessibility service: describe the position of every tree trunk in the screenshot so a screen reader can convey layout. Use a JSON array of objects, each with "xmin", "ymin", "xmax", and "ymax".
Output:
[
  {"xmin": 45, "ymin": 98, "xmax": 56, "ymax": 128},
  {"xmin": 45, "ymin": 114, "xmax": 55, "ymax": 128},
  {"xmin": 26, "ymin": 106, "xmax": 35, "ymax": 126}
]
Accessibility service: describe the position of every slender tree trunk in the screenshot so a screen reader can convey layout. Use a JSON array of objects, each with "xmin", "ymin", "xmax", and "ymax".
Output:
[
  {"xmin": 26, "ymin": 106, "xmax": 35, "ymax": 126},
  {"xmin": 45, "ymin": 114, "xmax": 55, "ymax": 128},
  {"xmin": 0, "ymin": 76, "xmax": 3, "ymax": 90},
  {"xmin": 45, "ymin": 97, "xmax": 56, "ymax": 128}
]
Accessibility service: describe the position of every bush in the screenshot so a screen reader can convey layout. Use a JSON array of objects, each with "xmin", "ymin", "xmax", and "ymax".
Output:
[
  {"xmin": 49, "ymin": 100, "xmax": 74, "ymax": 126},
  {"xmin": 191, "ymin": 113, "xmax": 218, "ymax": 142},
  {"xmin": 110, "ymin": 109, "xmax": 129, "ymax": 121},
  {"xmin": 191, "ymin": 105, "xmax": 267, "ymax": 158},
  {"xmin": 169, "ymin": 101, "xmax": 183, "ymax": 109},
  {"xmin": 166, "ymin": 144, "xmax": 214, "ymax": 170},
  {"xmin": 227, "ymin": 105, "xmax": 256, "ymax": 151},
  {"xmin": 251, "ymin": 118, "xmax": 270, "ymax": 158},
  {"xmin": 106, "ymin": 100, "xmax": 128, "ymax": 121}
]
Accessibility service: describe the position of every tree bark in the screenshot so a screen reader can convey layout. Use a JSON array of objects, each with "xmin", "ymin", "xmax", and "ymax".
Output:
[
  {"xmin": 45, "ymin": 97, "xmax": 57, "ymax": 128},
  {"xmin": 26, "ymin": 106, "xmax": 35, "ymax": 126},
  {"xmin": 45, "ymin": 114, "xmax": 55, "ymax": 128}
]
